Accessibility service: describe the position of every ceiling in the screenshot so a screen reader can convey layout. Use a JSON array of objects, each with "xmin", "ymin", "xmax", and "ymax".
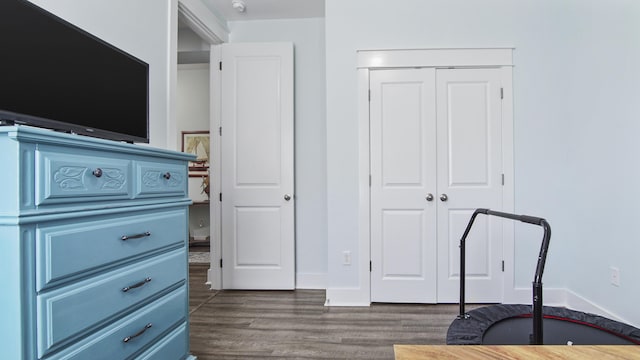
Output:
[{"xmin": 202, "ymin": 0, "xmax": 325, "ymax": 21}]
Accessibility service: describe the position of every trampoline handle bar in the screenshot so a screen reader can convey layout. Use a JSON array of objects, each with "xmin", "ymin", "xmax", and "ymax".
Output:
[
  {"xmin": 477, "ymin": 208, "xmax": 546, "ymax": 226},
  {"xmin": 458, "ymin": 208, "xmax": 551, "ymax": 345}
]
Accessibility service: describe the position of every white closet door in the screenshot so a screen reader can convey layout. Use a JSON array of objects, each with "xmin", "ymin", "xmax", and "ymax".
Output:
[
  {"xmin": 436, "ymin": 68, "xmax": 504, "ymax": 302},
  {"xmin": 370, "ymin": 68, "xmax": 438, "ymax": 303},
  {"xmin": 221, "ymin": 43, "xmax": 294, "ymax": 289}
]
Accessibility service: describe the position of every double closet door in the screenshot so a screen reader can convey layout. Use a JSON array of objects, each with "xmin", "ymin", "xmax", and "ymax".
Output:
[{"xmin": 370, "ymin": 67, "xmax": 506, "ymax": 303}]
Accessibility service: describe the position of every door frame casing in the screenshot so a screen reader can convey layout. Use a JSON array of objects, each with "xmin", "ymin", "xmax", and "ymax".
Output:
[
  {"xmin": 332, "ymin": 48, "xmax": 515, "ymax": 306},
  {"xmin": 209, "ymin": 44, "xmax": 223, "ymax": 289},
  {"xmin": 176, "ymin": 0, "xmax": 227, "ymax": 289}
]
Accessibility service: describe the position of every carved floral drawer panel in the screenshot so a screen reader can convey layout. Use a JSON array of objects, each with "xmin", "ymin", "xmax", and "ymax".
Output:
[
  {"xmin": 134, "ymin": 160, "xmax": 187, "ymax": 198},
  {"xmin": 36, "ymin": 147, "xmax": 131, "ymax": 205}
]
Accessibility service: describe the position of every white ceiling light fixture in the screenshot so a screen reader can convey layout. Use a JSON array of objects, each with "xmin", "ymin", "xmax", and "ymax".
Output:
[{"xmin": 231, "ymin": 0, "xmax": 246, "ymax": 13}]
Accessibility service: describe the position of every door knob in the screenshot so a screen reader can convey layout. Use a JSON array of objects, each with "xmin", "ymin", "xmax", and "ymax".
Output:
[
  {"xmin": 440, "ymin": 194, "xmax": 448, "ymax": 202},
  {"xmin": 284, "ymin": 194, "xmax": 292, "ymax": 201},
  {"xmin": 425, "ymin": 193, "xmax": 434, "ymax": 202}
]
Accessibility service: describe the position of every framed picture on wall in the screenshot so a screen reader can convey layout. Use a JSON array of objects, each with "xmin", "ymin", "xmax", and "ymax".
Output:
[{"xmin": 181, "ymin": 130, "xmax": 210, "ymax": 177}]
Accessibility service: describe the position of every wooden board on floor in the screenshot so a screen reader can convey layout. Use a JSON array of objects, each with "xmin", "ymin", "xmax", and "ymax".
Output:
[{"xmin": 394, "ymin": 345, "xmax": 640, "ymax": 360}]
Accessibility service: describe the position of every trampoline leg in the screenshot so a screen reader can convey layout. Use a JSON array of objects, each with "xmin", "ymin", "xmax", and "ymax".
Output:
[{"xmin": 532, "ymin": 282, "xmax": 543, "ymax": 344}]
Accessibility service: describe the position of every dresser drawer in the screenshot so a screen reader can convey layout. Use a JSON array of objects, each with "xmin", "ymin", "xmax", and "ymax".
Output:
[
  {"xmin": 135, "ymin": 323, "xmax": 188, "ymax": 360},
  {"xmin": 36, "ymin": 148, "xmax": 131, "ymax": 205},
  {"xmin": 37, "ymin": 249, "xmax": 186, "ymax": 357},
  {"xmin": 36, "ymin": 208, "xmax": 187, "ymax": 291},
  {"xmin": 46, "ymin": 287, "xmax": 187, "ymax": 360},
  {"xmin": 134, "ymin": 160, "xmax": 187, "ymax": 198}
]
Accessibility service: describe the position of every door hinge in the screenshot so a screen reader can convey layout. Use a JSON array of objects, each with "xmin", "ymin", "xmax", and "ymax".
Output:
[
  {"xmin": 219, "ymin": 126, "xmax": 222, "ymax": 136},
  {"xmin": 219, "ymin": 193, "xmax": 222, "ymax": 202},
  {"xmin": 220, "ymin": 258, "xmax": 223, "ymax": 268},
  {"xmin": 502, "ymin": 260, "xmax": 505, "ymax": 272},
  {"xmin": 501, "ymin": 173, "xmax": 505, "ymax": 185},
  {"xmin": 219, "ymin": 61, "xmax": 222, "ymax": 71},
  {"xmin": 500, "ymin": 87, "xmax": 504, "ymax": 99},
  {"xmin": 370, "ymin": 261, "xmax": 372, "ymax": 272},
  {"xmin": 368, "ymin": 89, "xmax": 371, "ymax": 102},
  {"xmin": 369, "ymin": 175, "xmax": 372, "ymax": 187}
]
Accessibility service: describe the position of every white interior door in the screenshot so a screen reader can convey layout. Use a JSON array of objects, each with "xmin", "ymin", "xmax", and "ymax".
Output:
[
  {"xmin": 436, "ymin": 68, "xmax": 504, "ymax": 302},
  {"xmin": 370, "ymin": 68, "xmax": 438, "ymax": 303},
  {"xmin": 220, "ymin": 42, "xmax": 294, "ymax": 289}
]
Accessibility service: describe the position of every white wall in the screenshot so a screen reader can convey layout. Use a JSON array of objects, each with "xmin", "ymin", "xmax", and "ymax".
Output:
[
  {"xmin": 326, "ymin": 0, "xmax": 640, "ymax": 326},
  {"xmin": 177, "ymin": 64, "xmax": 210, "ymax": 132},
  {"xmin": 28, "ymin": 0, "xmax": 177, "ymax": 149},
  {"xmin": 228, "ymin": 18, "xmax": 328, "ymax": 287},
  {"xmin": 558, "ymin": 2, "xmax": 640, "ymax": 324}
]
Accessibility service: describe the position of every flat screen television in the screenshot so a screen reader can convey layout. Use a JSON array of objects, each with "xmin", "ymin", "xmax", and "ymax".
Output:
[{"xmin": 0, "ymin": 0, "xmax": 149, "ymax": 143}]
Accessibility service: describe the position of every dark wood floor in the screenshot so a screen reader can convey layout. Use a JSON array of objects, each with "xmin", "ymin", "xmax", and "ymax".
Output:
[{"xmin": 188, "ymin": 264, "xmax": 462, "ymax": 360}]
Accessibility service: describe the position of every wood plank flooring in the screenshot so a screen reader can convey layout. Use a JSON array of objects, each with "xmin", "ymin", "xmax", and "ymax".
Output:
[{"xmin": 188, "ymin": 264, "xmax": 463, "ymax": 359}]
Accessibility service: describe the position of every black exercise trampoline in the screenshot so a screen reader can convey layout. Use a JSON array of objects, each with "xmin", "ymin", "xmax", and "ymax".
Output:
[{"xmin": 446, "ymin": 209, "xmax": 640, "ymax": 345}]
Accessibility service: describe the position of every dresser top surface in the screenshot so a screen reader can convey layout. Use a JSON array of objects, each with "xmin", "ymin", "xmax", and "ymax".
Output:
[{"xmin": 1, "ymin": 125, "xmax": 196, "ymax": 161}]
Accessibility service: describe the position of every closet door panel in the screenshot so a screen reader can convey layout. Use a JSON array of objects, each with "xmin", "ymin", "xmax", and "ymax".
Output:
[
  {"xmin": 370, "ymin": 68, "xmax": 437, "ymax": 303},
  {"xmin": 436, "ymin": 68, "xmax": 504, "ymax": 302}
]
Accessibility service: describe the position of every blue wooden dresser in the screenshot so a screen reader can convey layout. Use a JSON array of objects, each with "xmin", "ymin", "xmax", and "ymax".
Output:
[{"xmin": 0, "ymin": 125, "xmax": 197, "ymax": 359}]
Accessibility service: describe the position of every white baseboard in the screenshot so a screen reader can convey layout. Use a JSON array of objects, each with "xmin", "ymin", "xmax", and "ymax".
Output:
[
  {"xmin": 504, "ymin": 286, "xmax": 635, "ymax": 327},
  {"xmin": 204, "ymin": 271, "xmax": 328, "ymax": 290},
  {"xmin": 204, "ymin": 268, "xmax": 636, "ymax": 328},
  {"xmin": 206, "ymin": 268, "xmax": 220, "ymax": 290},
  {"xmin": 325, "ymin": 287, "xmax": 370, "ymax": 306},
  {"xmin": 564, "ymin": 289, "xmax": 632, "ymax": 325},
  {"xmin": 295, "ymin": 272, "xmax": 327, "ymax": 289}
]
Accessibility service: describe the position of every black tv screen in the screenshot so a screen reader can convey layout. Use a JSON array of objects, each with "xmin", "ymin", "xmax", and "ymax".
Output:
[{"xmin": 0, "ymin": 0, "xmax": 149, "ymax": 143}]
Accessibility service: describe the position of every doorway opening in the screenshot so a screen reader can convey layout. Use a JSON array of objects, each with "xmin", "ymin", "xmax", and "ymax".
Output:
[{"xmin": 176, "ymin": 2, "xmax": 225, "ymax": 278}]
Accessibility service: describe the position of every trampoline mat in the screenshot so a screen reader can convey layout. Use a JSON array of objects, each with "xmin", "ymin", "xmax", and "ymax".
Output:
[
  {"xmin": 484, "ymin": 316, "xmax": 637, "ymax": 345},
  {"xmin": 447, "ymin": 304, "xmax": 640, "ymax": 345}
]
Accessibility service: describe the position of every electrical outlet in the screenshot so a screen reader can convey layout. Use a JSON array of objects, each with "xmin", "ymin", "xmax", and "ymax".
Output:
[
  {"xmin": 610, "ymin": 267, "xmax": 620, "ymax": 287},
  {"xmin": 343, "ymin": 251, "xmax": 351, "ymax": 265}
]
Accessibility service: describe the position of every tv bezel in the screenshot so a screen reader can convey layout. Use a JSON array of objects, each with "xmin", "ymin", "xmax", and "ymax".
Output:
[
  {"xmin": 0, "ymin": 0, "xmax": 150, "ymax": 144},
  {"xmin": 0, "ymin": 108, "xmax": 149, "ymax": 144}
]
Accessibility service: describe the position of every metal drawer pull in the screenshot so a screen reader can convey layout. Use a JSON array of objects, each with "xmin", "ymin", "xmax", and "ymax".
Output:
[
  {"xmin": 123, "ymin": 323, "xmax": 153, "ymax": 343},
  {"xmin": 163, "ymin": 172, "xmax": 171, "ymax": 180},
  {"xmin": 121, "ymin": 231, "xmax": 151, "ymax": 241},
  {"xmin": 92, "ymin": 168, "xmax": 103, "ymax": 178},
  {"xmin": 121, "ymin": 277, "xmax": 152, "ymax": 292}
]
